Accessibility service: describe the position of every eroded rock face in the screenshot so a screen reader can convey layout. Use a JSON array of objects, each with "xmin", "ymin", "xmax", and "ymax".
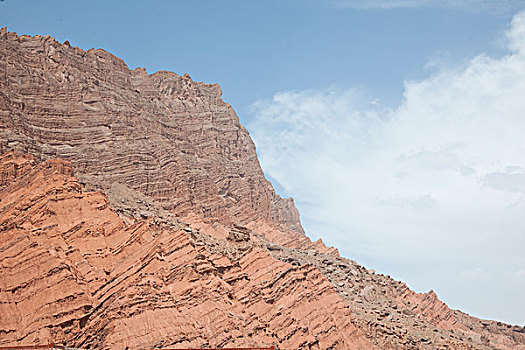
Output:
[
  {"xmin": 0, "ymin": 27, "xmax": 303, "ymax": 235},
  {"xmin": 1, "ymin": 153, "xmax": 524, "ymax": 350},
  {"xmin": 0, "ymin": 152, "xmax": 373, "ymax": 349},
  {"xmin": 1, "ymin": 28, "xmax": 524, "ymax": 350},
  {"xmin": 266, "ymin": 236, "xmax": 525, "ymax": 350}
]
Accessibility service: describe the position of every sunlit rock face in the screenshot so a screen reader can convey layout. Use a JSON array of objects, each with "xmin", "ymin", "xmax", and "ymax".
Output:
[
  {"xmin": 0, "ymin": 152, "xmax": 373, "ymax": 349},
  {"xmin": 0, "ymin": 27, "xmax": 303, "ymax": 235},
  {"xmin": 1, "ymin": 29, "xmax": 524, "ymax": 350}
]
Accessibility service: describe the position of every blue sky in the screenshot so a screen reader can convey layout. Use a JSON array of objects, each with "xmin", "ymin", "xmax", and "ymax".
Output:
[{"xmin": 2, "ymin": 0, "xmax": 525, "ymax": 325}]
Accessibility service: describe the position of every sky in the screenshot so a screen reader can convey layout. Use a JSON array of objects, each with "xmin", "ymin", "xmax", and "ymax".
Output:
[{"xmin": 1, "ymin": 0, "xmax": 524, "ymax": 325}]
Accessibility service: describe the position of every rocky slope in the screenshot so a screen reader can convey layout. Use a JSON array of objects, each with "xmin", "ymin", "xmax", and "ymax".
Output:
[
  {"xmin": 0, "ymin": 152, "xmax": 376, "ymax": 349},
  {"xmin": 1, "ymin": 28, "xmax": 524, "ymax": 349}
]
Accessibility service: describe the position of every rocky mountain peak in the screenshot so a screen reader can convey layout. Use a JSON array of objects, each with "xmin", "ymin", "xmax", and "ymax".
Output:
[{"xmin": 0, "ymin": 28, "xmax": 303, "ymax": 235}]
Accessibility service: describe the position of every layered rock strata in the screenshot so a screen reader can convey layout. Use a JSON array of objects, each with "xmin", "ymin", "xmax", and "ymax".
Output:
[
  {"xmin": 0, "ymin": 28, "xmax": 524, "ymax": 350},
  {"xmin": 0, "ymin": 27, "xmax": 302, "ymax": 235},
  {"xmin": 265, "ymin": 237, "xmax": 525, "ymax": 349},
  {"xmin": 2, "ymin": 152, "xmax": 524, "ymax": 349},
  {"xmin": 0, "ymin": 152, "xmax": 374, "ymax": 349}
]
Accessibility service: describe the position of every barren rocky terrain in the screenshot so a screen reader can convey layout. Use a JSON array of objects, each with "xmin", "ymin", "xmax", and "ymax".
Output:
[{"xmin": 1, "ymin": 28, "xmax": 524, "ymax": 349}]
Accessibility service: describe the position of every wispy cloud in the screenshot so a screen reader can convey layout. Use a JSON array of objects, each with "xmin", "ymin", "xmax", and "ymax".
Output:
[
  {"xmin": 249, "ymin": 11, "xmax": 525, "ymax": 325},
  {"xmin": 334, "ymin": 0, "xmax": 525, "ymax": 12}
]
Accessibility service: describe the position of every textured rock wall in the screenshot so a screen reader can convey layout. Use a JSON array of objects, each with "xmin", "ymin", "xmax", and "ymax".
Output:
[
  {"xmin": 0, "ymin": 27, "xmax": 303, "ymax": 234},
  {"xmin": 0, "ymin": 153, "xmax": 373, "ymax": 349},
  {"xmin": 1, "ymin": 28, "xmax": 525, "ymax": 350},
  {"xmin": 2, "ymin": 152, "xmax": 524, "ymax": 349}
]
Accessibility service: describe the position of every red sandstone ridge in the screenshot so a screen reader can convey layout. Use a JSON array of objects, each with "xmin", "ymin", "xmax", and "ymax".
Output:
[
  {"xmin": 1, "ymin": 28, "xmax": 525, "ymax": 349},
  {"xmin": 1, "ymin": 152, "xmax": 523, "ymax": 350},
  {"xmin": 0, "ymin": 152, "xmax": 374, "ymax": 349}
]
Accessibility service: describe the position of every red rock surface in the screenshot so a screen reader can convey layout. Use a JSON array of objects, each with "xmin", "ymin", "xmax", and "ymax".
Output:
[
  {"xmin": 1, "ymin": 28, "xmax": 525, "ymax": 350},
  {"xmin": 0, "ymin": 152, "xmax": 374, "ymax": 349},
  {"xmin": 0, "ymin": 27, "xmax": 302, "ymax": 235}
]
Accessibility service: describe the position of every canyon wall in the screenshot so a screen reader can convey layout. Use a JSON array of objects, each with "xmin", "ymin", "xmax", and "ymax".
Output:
[
  {"xmin": 1, "ymin": 28, "xmax": 524, "ymax": 349},
  {"xmin": 0, "ymin": 27, "xmax": 302, "ymax": 235}
]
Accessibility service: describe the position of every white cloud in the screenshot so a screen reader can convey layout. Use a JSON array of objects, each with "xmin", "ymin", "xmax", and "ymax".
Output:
[
  {"xmin": 335, "ymin": 0, "xmax": 525, "ymax": 12},
  {"xmin": 249, "ymin": 11, "xmax": 525, "ymax": 325}
]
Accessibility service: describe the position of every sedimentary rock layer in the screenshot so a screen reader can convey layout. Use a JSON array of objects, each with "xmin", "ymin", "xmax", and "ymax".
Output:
[
  {"xmin": 1, "ymin": 28, "xmax": 524, "ymax": 350},
  {"xmin": 1, "ymin": 152, "xmax": 524, "ymax": 349},
  {"xmin": 0, "ymin": 152, "xmax": 373, "ymax": 349},
  {"xmin": 0, "ymin": 27, "xmax": 302, "ymax": 234}
]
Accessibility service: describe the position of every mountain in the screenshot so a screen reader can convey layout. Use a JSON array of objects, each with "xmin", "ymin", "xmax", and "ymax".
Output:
[{"xmin": 1, "ymin": 27, "xmax": 524, "ymax": 349}]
